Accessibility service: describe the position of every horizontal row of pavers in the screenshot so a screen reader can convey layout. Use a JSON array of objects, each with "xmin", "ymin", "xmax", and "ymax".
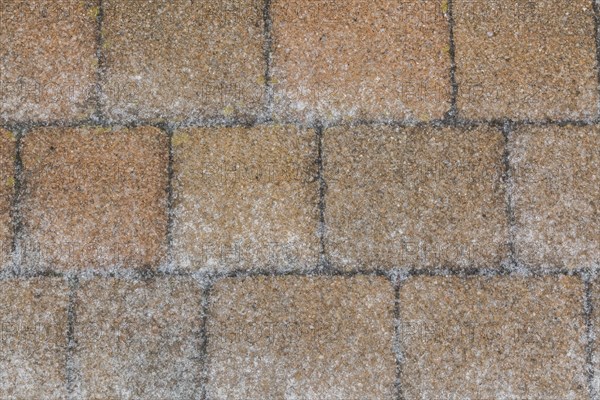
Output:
[
  {"xmin": 0, "ymin": 274, "xmax": 591, "ymax": 399},
  {"xmin": 0, "ymin": 124, "xmax": 598, "ymax": 272},
  {"xmin": 1, "ymin": 0, "xmax": 598, "ymax": 123}
]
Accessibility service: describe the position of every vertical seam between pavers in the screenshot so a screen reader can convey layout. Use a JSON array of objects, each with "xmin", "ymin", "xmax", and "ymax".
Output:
[
  {"xmin": 164, "ymin": 123, "xmax": 175, "ymax": 272},
  {"xmin": 584, "ymin": 273, "xmax": 597, "ymax": 400},
  {"xmin": 446, "ymin": 0, "xmax": 458, "ymax": 121},
  {"xmin": 9, "ymin": 127, "xmax": 24, "ymax": 275},
  {"xmin": 393, "ymin": 278, "xmax": 405, "ymax": 400},
  {"xmin": 66, "ymin": 274, "xmax": 80, "ymax": 400},
  {"xmin": 262, "ymin": 0, "xmax": 274, "ymax": 121},
  {"xmin": 316, "ymin": 123, "xmax": 330, "ymax": 271},
  {"xmin": 94, "ymin": 0, "xmax": 106, "ymax": 123},
  {"xmin": 501, "ymin": 121, "xmax": 518, "ymax": 270},
  {"xmin": 198, "ymin": 281, "xmax": 213, "ymax": 400},
  {"xmin": 592, "ymin": 0, "xmax": 600, "ymax": 120}
]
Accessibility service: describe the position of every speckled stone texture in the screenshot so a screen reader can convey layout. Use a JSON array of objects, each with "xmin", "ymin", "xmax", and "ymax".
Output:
[
  {"xmin": 270, "ymin": 0, "xmax": 450, "ymax": 123},
  {"xmin": 0, "ymin": 278, "xmax": 69, "ymax": 399},
  {"xmin": 510, "ymin": 125, "xmax": 600, "ymax": 269},
  {"xmin": 74, "ymin": 277, "xmax": 203, "ymax": 400},
  {"xmin": 0, "ymin": 129, "xmax": 15, "ymax": 267},
  {"xmin": 399, "ymin": 275, "xmax": 587, "ymax": 400},
  {"xmin": 171, "ymin": 125, "xmax": 319, "ymax": 272},
  {"xmin": 454, "ymin": 0, "xmax": 598, "ymax": 120},
  {"xmin": 102, "ymin": 0, "xmax": 265, "ymax": 122},
  {"xmin": 0, "ymin": 0, "xmax": 98, "ymax": 122},
  {"xmin": 206, "ymin": 276, "xmax": 396, "ymax": 399},
  {"xmin": 324, "ymin": 125, "xmax": 508, "ymax": 270},
  {"xmin": 19, "ymin": 126, "xmax": 168, "ymax": 271}
]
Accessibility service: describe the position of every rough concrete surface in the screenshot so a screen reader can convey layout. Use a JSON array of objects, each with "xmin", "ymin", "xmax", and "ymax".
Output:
[
  {"xmin": 399, "ymin": 275, "xmax": 587, "ymax": 400},
  {"xmin": 206, "ymin": 275, "xmax": 396, "ymax": 399},
  {"xmin": 0, "ymin": 278, "xmax": 69, "ymax": 400},
  {"xmin": 171, "ymin": 125, "xmax": 320, "ymax": 273},
  {"xmin": 324, "ymin": 124, "xmax": 509, "ymax": 270},
  {"xmin": 0, "ymin": 0, "xmax": 98, "ymax": 122},
  {"xmin": 19, "ymin": 126, "xmax": 169, "ymax": 271},
  {"xmin": 510, "ymin": 125, "xmax": 600, "ymax": 269}
]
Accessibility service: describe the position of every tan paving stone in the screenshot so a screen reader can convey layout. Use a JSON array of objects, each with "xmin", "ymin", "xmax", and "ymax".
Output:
[
  {"xmin": 171, "ymin": 125, "xmax": 320, "ymax": 272},
  {"xmin": 399, "ymin": 275, "xmax": 587, "ymax": 399},
  {"xmin": 271, "ymin": 0, "xmax": 451, "ymax": 123},
  {"xmin": 20, "ymin": 126, "xmax": 169, "ymax": 271},
  {"xmin": 454, "ymin": 0, "xmax": 598, "ymax": 120},
  {"xmin": 206, "ymin": 275, "xmax": 396, "ymax": 399},
  {"xmin": 510, "ymin": 125, "xmax": 600, "ymax": 269},
  {"xmin": 74, "ymin": 277, "xmax": 203, "ymax": 400},
  {"xmin": 0, "ymin": 278, "xmax": 69, "ymax": 399},
  {"xmin": 0, "ymin": 0, "xmax": 98, "ymax": 122},
  {"xmin": 324, "ymin": 124, "xmax": 508, "ymax": 270},
  {"xmin": 0, "ymin": 129, "xmax": 15, "ymax": 267},
  {"xmin": 102, "ymin": 0, "xmax": 266, "ymax": 122}
]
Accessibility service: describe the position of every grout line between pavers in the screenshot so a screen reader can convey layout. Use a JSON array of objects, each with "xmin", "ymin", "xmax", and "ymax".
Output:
[
  {"xmin": 262, "ymin": 0, "xmax": 274, "ymax": 120},
  {"xmin": 584, "ymin": 273, "xmax": 597, "ymax": 400},
  {"xmin": 393, "ymin": 281, "xmax": 405, "ymax": 400},
  {"xmin": 93, "ymin": 0, "xmax": 106, "ymax": 123},
  {"xmin": 2, "ymin": 117, "xmax": 598, "ymax": 134},
  {"xmin": 445, "ymin": 0, "xmax": 458, "ymax": 121},
  {"xmin": 197, "ymin": 281, "xmax": 213, "ymax": 400},
  {"xmin": 592, "ymin": 0, "xmax": 600, "ymax": 119},
  {"xmin": 163, "ymin": 123, "xmax": 176, "ymax": 271},
  {"xmin": 66, "ymin": 273, "xmax": 80, "ymax": 400},
  {"xmin": 501, "ymin": 121, "xmax": 518, "ymax": 271},
  {"xmin": 9, "ymin": 127, "xmax": 25, "ymax": 276},
  {"xmin": 315, "ymin": 122, "xmax": 330, "ymax": 272}
]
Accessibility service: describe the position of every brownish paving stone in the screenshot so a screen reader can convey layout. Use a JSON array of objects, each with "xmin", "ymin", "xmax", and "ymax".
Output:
[
  {"xmin": 0, "ymin": 129, "xmax": 15, "ymax": 267},
  {"xmin": 171, "ymin": 125, "xmax": 319, "ymax": 272},
  {"xmin": 206, "ymin": 275, "xmax": 396, "ymax": 399},
  {"xmin": 74, "ymin": 277, "xmax": 203, "ymax": 399},
  {"xmin": 0, "ymin": 278, "xmax": 69, "ymax": 399},
  {"xmin": 399, "ymin": 275, "xmax": 587, "ymax": 399},
  {"xmin": 270, "ymin": 0, "xmax": 450, "ymax": 123},
  {"xmin": 20, "ymin": 126, "xmax": 168, "ymax": 271},
  {"xmin": 0, "ymin": 0, "xmax": 98, "ymax": 122},
  {"xmin": 454, "ymin": 0, "xmax": 598, "ymax": 120},
  {"xmin": 510, "ymin": 125, "xmax": 600, "ymax": 269},
  {"xmin": 591, "ymin": 278, "xmax": 600, "ymax": 395},
  {"xmin": 324, "ymin": 124, "xmax": 508, "ymax": 270},
  {"xmin": 102, "ymin": 0, "xmax": 265, "ymax": 122}
]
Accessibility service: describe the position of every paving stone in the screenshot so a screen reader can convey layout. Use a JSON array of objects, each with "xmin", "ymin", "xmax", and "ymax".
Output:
[
  {"xmin": 102, "ymin": 0, "xmax": 266, "ymax": 122},
  {"xmin": 0, "ymin": 278, "xmax": 69, "ymax": 399},
  {"xmin": 0, "ymin": 0, "xmax": 98, "ymax": 122},
  {"xmin": 171, "ymin": 125, "xmax": 319, "ymax": 272},
  {"xmin": 74, "ymin": 277, "xmax": 203, "ymax": 400},
  {"xmin": 454, "ymin": 0, "xmax": 598, "ymax": 120},
  {"xmin": 20, "ymin": 126, "xmax": 168, "ymax": 271},
  {"xmin": 399, "ymin": 275, "xmax": 587, "ymax": 399},
  {"xmin": 324, "ymin": 124, "xmax": 508, "ymax": 270},
  {"xmin": 510, "ymin": 125, "xmax": 600, "ymax": 269},
  {"xmin": 0, "ymin": 129, "xmax": 15, "ymax": 267},
  {"xmin": 206, "ymin": 275, "xmax": 396, "ymax": 399},
  {"xmin": 270, "ymin": 0, "xmax": 450, "ymax": 123},
  {"xmin": 591, "ymin": 278, "xmax": 600, "ymax": 395}
]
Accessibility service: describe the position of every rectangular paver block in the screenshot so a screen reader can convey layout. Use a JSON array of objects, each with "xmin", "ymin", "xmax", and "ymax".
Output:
[
  {"xmin": 0, "ymin": 129, "xmax": 15, "ymax": 267},
  {"xmin": 172, "ymin": 125, "xmax": 319, "ymax": 272},
  {"xmin": 206, "ymin": 275, "xmax": 397, "ymax": 399},
  {"xmin": 0, "ymin": 0, "xmax": 98, "ymax": 122},
  {"xmin": 74, "ymin": 277, "xmax": 203, "ymax": 400},
  {"xmin": 510, "ymin": 125, "xmax": 600, "ymax": 269},
  {"xmin": 20, "ymin": 126, "xmax": 169, "ymax": 271},
  {"xmin": 399, "ymin": 275, "xmax": 587, "ymax": 399},
  {"xmin": 454, "ymin": 0, "xmax": 598, "ymax": 120},
  {"xmin": 0, "ymin": 278, "xmax": 69, "ymax": 399},
  {"xmin": 271, "ymin": 0, "xmax": 450, "ymax": 123},
  {"xmin": 102, "ymin": 0, "xmax": 266, "ymax": 122},
  {"xmin": 324, "ymin": 125, "xmax": 508, "ymax": 270}
]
